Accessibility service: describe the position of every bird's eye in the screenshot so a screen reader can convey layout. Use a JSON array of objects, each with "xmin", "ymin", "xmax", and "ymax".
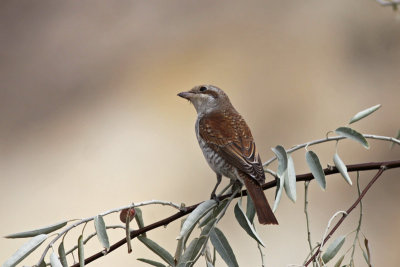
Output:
[{"xmin": 199, "ymin": 86, "xmax": 207, "ymax": 92}]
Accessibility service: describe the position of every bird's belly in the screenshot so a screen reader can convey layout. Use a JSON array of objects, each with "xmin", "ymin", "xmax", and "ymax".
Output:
[{"xmin": 197, "ymin": 138, "xmax": 240, "ymax": 181}]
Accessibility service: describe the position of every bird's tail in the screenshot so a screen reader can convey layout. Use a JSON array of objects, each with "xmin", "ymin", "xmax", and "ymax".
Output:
[{"xmin": 243, "ymin": 177, "xmax": 278, "ymax": 225}]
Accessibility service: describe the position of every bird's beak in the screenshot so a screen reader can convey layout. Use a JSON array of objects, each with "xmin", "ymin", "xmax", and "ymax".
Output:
[{"xmin": 177, "ymin": 91, "xmax": 193, "ymax": 100}]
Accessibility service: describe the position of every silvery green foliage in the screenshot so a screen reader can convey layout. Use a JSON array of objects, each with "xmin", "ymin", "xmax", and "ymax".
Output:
[
  {"xmin": 3, "ymin": 103, "xmax": 394, "ymax": 267},
  {"xmin": 3, "ymin": 234, "xmax": 47, "ymax": 267},
  {"xmin": 306, "ymin": 150, "xmax": 326, "ymax": 190}
]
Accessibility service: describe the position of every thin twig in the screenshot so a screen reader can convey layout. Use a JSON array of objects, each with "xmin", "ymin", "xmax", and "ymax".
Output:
[
  {"xmin": 304, "ymin": 167, "xmax": 387, "ymax": 266},
  {"xmin": 71, "ymin": 161, "xmax": 400, "ymax": 267},
  {"xmin": 263, "ymin": 134, "xmax": 400, "ymax": 167},
  {"xmin": 349, "ymin": 172, "xmax": 363, "ymax": 266},
  {"xmin": 319, "ymin": 211, "xmax": 348, "ymax": 250},
  {"xmin": 303, "ymin": 181, "xmax": 315, "ymax": 267}
]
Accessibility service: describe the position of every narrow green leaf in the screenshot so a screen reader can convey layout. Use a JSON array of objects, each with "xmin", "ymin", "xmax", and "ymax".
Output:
[
  {"xmin": 3, "ymin": 234, "xmax": 47, "ymax": 267},
  {"xmin": 333, "ymin": 153, "xmax": 352, "ymax": 185},
  {"xmin": 178, "ymin": 199, "xmax": 217, "ymax": 239},
  {"xmin": 138, "ymin": 236, "xmax": 175, "ymax": 266},
  {"xmin": 335, "ymin": 127, "xmax": 369, "ymax": 149},
  {"xmin": 94, "ymin": 215, "xmax": 110, "ymax": 250},
  {"xmin": 178, "ymin": 237, "xmax": 203, "ymax": 266},
  {"xmin": 210, "ymin": 228, "xmax": 239, "ymax": 267},
  {"xmin": 234, "ymin": 200, "xmax": 265, "ymax": 247},
  {"xmin": 178, "ymin": 219, "xmax": 216, "ymax": 266},
  {"xmin": 362, "ymin": 249, "xmax": 369, "ymax": 265},
  {"xmin": 174, "ymin": 220, "xmax": 185, "ymax": 264},
  {"xmin": 364, "ymin": 236, "xmax": 372, "ymax": 266},
  {"xmin": 246, "ymin": 195, "xmax": 256, "ymax": 223},
  {"xmin": 38, "ymin": 259, "xmax": 46, "ymax": 267},
  {"xmin": 321, "ymin": 235, "xmax": 345, "ymax": 263},
  {"xmin": 284, "ymin": 155, "xmax": 297, "ymax": 202},
  {"xmin": 50, "ymin": 252, "xmax": 63, "ymax": 267},
  {"xmin": 58, "ymin": 241, "xmax": 68, "ymax": 267},
  {"xmin": 349, "ymin": 104, "xmax": 381, "ymax": 124},
  {"xmin": 271, "ymin": 145, "xmax": 288, "ymax": 212},
  {"xmin": 271, "ymin": 145, "xmax": 288, "ymax": 174},
  {"xmin": 273, "ymin": 173, "xmax": 285, "ymax": 212},
  {"xmin": 199, "ymin": 199, "xmax": 229, "ymax": 228},
  {"xmin": 134, "ymin": 207, "xmax": 146, "ymax": 237},
  {"xmin": 334, "ymin": 254, "xmax": 345, "ymax": 267},
  {"xmin": 78, "ymin": 235, "xmax": 84, "ymax": 267},
  {"xmin": 305, "ymin": 150, "xmax": 326, "ymax": 190},
  {"xmin": 5, "ymin": 220, "xmax": 67, "ymax": 239},
  {"xmin": 125, "ymin": 209, "xmax": 133, "ymax": 253},
  {"xmin": 137, "ymin": 258, "xmax": 166, "ymax": 267}
]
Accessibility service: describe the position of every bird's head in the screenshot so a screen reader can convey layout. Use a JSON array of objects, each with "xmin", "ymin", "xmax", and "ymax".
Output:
[{"xmin": 178, "ymin": 85, "xmax": 232, "ymax": 115}]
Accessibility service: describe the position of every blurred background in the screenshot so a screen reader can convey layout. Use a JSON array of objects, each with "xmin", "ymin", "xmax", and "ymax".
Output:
[{"xmin": 1, "ymin": 0, "xmax": 399, "ymax": 266}]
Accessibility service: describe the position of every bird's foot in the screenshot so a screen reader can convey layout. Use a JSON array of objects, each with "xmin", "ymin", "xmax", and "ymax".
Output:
[{"xmin": 210, "ymin": 193, "xmax": 220, "ymax": 204}]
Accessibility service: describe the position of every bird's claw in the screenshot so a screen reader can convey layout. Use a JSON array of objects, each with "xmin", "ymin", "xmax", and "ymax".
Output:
[{"xmin": 210, "ymin": 193, "xmax": 220, "ymax": 204}]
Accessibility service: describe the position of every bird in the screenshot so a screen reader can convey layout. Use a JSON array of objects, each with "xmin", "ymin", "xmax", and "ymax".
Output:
[{"xmin": 178, "ymin": 85, "xmax": 278, "ymax": 225}]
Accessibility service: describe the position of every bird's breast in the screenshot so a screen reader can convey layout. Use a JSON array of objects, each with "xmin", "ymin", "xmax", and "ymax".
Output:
[{"xmin": 195, "ymin": 118, "xmax": 239, "ymax": 181}]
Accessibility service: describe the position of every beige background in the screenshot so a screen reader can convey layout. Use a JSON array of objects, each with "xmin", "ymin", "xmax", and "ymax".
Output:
[{"xmin": 1, "ymin": 1, "xmax": 399, "ymax": 266}]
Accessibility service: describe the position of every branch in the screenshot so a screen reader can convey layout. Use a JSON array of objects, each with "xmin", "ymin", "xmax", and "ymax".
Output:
[
  {"xmin": 38, "ymin": 200, "xmax": 184, "ymax": 266},
  {"xmin": 263, "ymin": 134, "xmax": 400, "ymax": 167},
  {"xmin": 304, "ymin": 166, "xmax": 387, "ymax": 266},
  {"xmin": 71, "ymin": 160, "xmax": 400, "ymax": 267}
]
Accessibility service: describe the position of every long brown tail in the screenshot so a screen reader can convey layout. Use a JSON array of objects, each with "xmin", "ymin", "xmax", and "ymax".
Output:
[{"xmin": 243, "ymin": 177, "xmax": 278, "ymax": 225}]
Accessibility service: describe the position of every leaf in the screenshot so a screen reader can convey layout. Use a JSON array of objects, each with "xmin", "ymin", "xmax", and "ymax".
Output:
[
  {"xmin": 124, "ymin": 208, "xmax": 133, "ymax": 253},
  {"xmin": 58, "ymin": 241, "xmax": 68, "ymax": 267},
  {"xmin": 78, "ymin": 235, "xmax": 84, "ymax": 267},
  {"xmin": 210, "ymin": 228, "xmax": 239, "ymax": 267},
  {"xmin": 199, "ymin": 199, "xmax": 229, "ymax": 228},
  {"xmin": 333, "ymin": 254, "xmax": 345, "ymax": 267},
  {"xmin": 349, "ymin": 104, "xmax": 381, "ymax": 124},
  {"xmin": 271, "ymin": 145, "xmax": 288, "ymax": 174},
  {"xmin": 321, "ymin": 235, "xmax": 345, "ymax": 263},
  {"xmin": 234, "ymin": 199, "xmax": 265, "ymax": 247},
  {"xmin": 2, "ymin": 234, "xmax": 47, "ymax": 267},
  {"xmin": 364, "ymin": 236, "xmax": 372, "ymax": 266},
  {"xmin": 50, "ymin": 252, "xmax": 63, "ymax": 267},
  {"xmin": 335, "ymin": 127, "xmax": 369, "ymax": 149},
  {"xmin": 134, "ymin": 207, "xmax": 146, "ymax": 237},
  {"xmin": 206, "ymin": 261, "xmax": 215, "ymax": 267},
  {"xmin": 94, "ymin": 215, "xmax": 110, "ymax": 250},
  {"xmin": 201, "ymin": 218, "xmax": 217, "ymax": 237},
  {"xmin": 305, "ymin": 150, "xmax": 326, "ymax": 190},
  {"xmin": 246, "ymin": 195, "xmax": 256, "ymax": 223},
  {"xmin": 138, "ymin": 236, "xmax": 175, "ymax": 266},
  {"xmin": 178, "ymin": 237, "xmax": 205, "ymax": 266},
  {"xmin": 178, "ymin": 219, "xmax": 216, "ymax": 266},
  {"xmin": 178, "ymin": 199, "xmax": 217, "ymax": 239},
  {"xmin": 362, "ymin": 249, "xmax": 369, "ymax": 265},
  {"xmin": 271, "ymin": 145, "xmax": 288, "ymax": 212},
  {"xmin": 174, "ymin": 219, "xmax": 186, "ymax": 263},
  {"xmin": 284, "ymin": 155, "xmax": 297, "ymax": 202},
  {"xmin": 273, "ymin": 173, "xmax": 285, "ymax": 212},
  {"xmin": 4, "ymin": 220, "xmax": 67, "ymax": 238},
  {"xmin": 38, "ymin": 259, "xmax": 46, "ymax": 267},
  {"xmin": 333, "ymin": 153, "xmax": 352, "ymax": 185},
  {"xmin": 137, "ymin": 258, "xmax": 166, "ymax": 267}
]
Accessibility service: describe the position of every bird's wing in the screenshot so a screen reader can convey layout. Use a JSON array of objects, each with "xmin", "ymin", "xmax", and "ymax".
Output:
[{"xmin": 199, "ymin": 111, "xmax": 265, "ymax": 184}]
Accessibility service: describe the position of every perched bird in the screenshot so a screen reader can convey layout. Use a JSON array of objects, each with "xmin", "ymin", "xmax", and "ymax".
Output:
[{"xmin": 178, "ymin": 85, "xmax": 278, "ymax": 225}]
